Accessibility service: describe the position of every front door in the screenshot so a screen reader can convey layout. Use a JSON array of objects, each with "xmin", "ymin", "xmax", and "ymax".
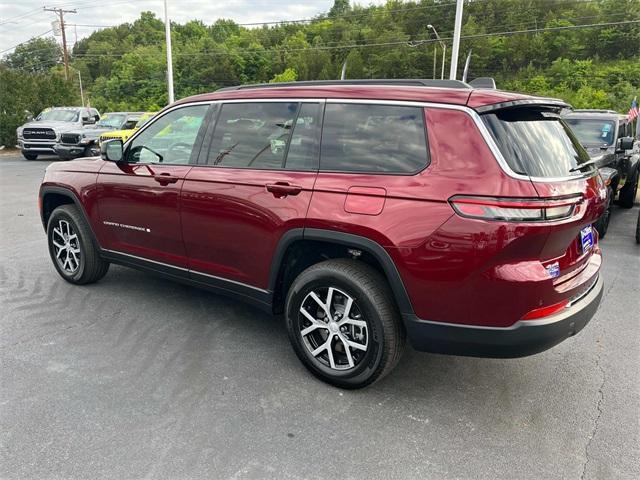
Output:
[
  {"xmin": 181, "ymin": 101, "xmax": 322, "ymax": 291},
  {"xmin": 96, "ymin": 104, "xmax": 210, "ymax": 268}
]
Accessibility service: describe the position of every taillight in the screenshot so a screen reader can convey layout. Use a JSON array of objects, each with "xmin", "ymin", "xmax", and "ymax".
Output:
[{"xmin": 449, "ymin": 195, "xmax": 582, "ymax": 222}]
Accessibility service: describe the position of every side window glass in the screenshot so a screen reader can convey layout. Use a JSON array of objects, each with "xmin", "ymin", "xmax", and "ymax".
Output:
[
  {"xmin": 320, "ymin": 103, "xmax": 429, "ymax": 173},
  {"xmin": 284, "ymin": 103, "xmax": 321, "ymax": 171},
  {"xmin": 207, "ymin": 102, "xmax": 298, "ymax": 169},
  {"xmin": 127, "ymin": 105, "xmax": 208, "ymax": 165}
]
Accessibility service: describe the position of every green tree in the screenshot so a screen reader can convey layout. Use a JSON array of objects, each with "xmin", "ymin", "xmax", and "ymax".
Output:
[
  {"xmin": 3, "ymin": 37, "xmax": 62, "ymax": 74},
  {"xmin": 270, "ymin": 67, "xmax": 297, "ymax": 83}
]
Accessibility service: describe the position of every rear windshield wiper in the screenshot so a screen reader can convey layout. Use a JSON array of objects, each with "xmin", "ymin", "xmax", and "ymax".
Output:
[{"xmin": 569, "ymin": 159, "xmax": 599, "ymax": 172}]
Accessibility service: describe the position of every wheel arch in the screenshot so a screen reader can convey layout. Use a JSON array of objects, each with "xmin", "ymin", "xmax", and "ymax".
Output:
[
  {"xmin": 269, "ymin": 228, "xmax": 414, "ymax": 316},
  {"xmin": 40, "ymin": 186, "xmax": 102, "ymax": 250}
]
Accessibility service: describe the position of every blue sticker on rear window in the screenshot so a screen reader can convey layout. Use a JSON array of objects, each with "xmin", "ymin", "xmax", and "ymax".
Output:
[{"xmin": 546, "ymin": 262, "xmax": 560, "ymax": 278}]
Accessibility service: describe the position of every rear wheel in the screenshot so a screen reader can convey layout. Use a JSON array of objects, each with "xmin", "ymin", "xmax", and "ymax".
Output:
[
  {"xmin": 285, "ymin": 259, "xmax": 405, "ymax": 389},
  {"xmin": 619, "ymin": 169, "xmax": 639, "ymax": 209},
  {"xmin": 22, "ymin": 151, "xmax": 37, "ymax": 160},
  {"xmin": 47, "ymin": 205, "xmax": 109, "ymax": 284}
]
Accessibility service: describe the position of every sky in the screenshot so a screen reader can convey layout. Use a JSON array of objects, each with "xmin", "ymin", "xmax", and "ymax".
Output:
[{"xmin": 0, "ymin": 0, "xmax": 388, "ymax": 56}]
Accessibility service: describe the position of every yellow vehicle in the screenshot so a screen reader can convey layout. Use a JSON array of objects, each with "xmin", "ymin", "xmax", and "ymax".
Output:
[{"xmin": 99, "ymin": 112, "xmax": 156, "ymax": 144}]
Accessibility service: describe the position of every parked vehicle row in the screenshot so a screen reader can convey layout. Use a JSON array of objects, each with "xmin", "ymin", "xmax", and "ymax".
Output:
[
  {"xmin": 562, "ymin": 109, "xmax": 639, "ymax": 237},
  {"xmin": 17, "ymin": 107, "xmax": 100, "ymax": 160},
  {"xmin": 39, "ymin": 79, "xmax": 607, "ymax": 388},
  {"xmin": 16, "ymin": 108, "xmax": 156, "ymax": 161}
]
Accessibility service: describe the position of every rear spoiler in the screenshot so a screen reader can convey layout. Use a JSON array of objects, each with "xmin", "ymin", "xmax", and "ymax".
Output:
[{"xmin": 475, "ymin": 98, "xmax": 571, "ymax": 114}]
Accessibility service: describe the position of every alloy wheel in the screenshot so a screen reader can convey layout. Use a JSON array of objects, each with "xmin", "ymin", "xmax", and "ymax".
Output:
[
  {"xmin": 51, "ymin": 219, "xmax": 81, "ymax": 274},
  {"xmin": 298, "ymin": 287, "xmax": 369, "ymax": 371}
]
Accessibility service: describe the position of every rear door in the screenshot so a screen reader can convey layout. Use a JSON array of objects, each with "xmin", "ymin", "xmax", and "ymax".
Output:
[
  {"xmin": 181, "ymin": 100, "xmax": 322, "ymax": 290},
  {"xmin": 96, "ymin": 104, "xmax": 210, "ymax": 268}
]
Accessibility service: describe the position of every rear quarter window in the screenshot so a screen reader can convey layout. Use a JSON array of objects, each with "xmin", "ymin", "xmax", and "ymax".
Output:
[
  {"xmin": 482, "ymin": 108, "xmax": 593, "ymax": 178},
  {"xmin": 320, "ymin": 103, "xmax": 429, "ymax": 174}
]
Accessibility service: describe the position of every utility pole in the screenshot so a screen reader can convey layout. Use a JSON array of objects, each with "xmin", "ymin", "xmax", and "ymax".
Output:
[
  {"xmin": 44, "ymin": 6, "xmax": 76, "ymax": 81},
  {"xmin": 449, "ymin": 0, "xmax": 464, "ymax": 80},
  {"xmin": 164, "ymin": 0, "xmax": 175, "ymax": 104}
]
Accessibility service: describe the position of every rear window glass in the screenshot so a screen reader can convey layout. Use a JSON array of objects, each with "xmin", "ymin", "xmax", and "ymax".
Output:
[
  {"xmin": 564, "ymin": 118, "xmax": 616, "ymax": 146},
  {"xmin": 482, "ymin": 109, "xmax": 593, "ymax": 178},
  {"xmin": 320, "ymin": 103, "xmax": 428, "ymax": 173}
]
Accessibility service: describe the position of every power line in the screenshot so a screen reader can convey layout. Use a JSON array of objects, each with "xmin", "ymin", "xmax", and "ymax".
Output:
[
  {"xmin": 0, "ymin": 29, "xmax": 54, "ymax": 54},
  {"xmin": 68, "ymin": 19, "xmax": 640, "ymax": 60}
]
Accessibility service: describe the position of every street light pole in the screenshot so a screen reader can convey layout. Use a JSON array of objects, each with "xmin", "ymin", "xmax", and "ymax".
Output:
[
  {"xmin": 449, "ymin": 0, "xmax": 464, "ymax": 80},
  {"xmin": 77, "ymin": 70, "xmax": 85, "ymax": 107},
  {"xmin": 163, "ymin": 0, "xmax": 175, "ymax": 104},
  {"xmin": 432, "ymin": 44, "xmax": 437, "ymax": 79},
  {"xmin": 427, "ymin": 25, "xmax": 446, "ymax": 80}
]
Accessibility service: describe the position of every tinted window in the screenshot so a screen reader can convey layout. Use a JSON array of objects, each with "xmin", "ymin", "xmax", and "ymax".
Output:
[
  {"xmin": 483, "ymin": 109, "xmax": 593, "ymax": 178},
  {"xmin": 97, "ymin": 114, "xmax": 126, "ymax": 129},
  {"xmin": 284, "ymin": 103, "xmax": 321, "ymax": 170},
  {"xmin": 127, "ymin": 105, "xmax": 208, "ymax": 165},
  {"xmin": 320, "ymin": 103, "xmax": 428, "ymax": 173},
  {"xmin": 208, "ymin": 102, "xmax": 300, "ymax": 169},
  {"xmin": 564, "ymin": 118, "xmax": 616, "ymax": 146}
]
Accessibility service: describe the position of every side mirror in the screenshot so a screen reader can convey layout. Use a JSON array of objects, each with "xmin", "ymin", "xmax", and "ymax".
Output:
[
  {"xmin": 617, "ymin": 136, "xmax": 634, "ymax": 152},
  {"xmin": 82, "ymin": 116, "xmax": 96, "ymax": 125},
  {"xmin": 101, "ymin": 139, "xmax": 124, "ymax": 162}
]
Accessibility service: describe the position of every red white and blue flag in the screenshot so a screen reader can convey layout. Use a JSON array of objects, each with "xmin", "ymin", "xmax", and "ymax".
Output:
[{"xmin": 629, "ymin": 96, "xmax": 639, "ymax": 121}]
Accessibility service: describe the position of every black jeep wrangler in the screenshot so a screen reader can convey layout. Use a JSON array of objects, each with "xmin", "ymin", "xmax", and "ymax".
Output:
[{"xmin": 563, "ymin": 109, "xmax": 639, "ymax": 236}]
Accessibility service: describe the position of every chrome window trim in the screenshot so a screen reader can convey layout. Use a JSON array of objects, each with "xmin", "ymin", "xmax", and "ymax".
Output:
[{"xmin": 128, "ymin": 97, "xmax": 593, "ymax": 183}]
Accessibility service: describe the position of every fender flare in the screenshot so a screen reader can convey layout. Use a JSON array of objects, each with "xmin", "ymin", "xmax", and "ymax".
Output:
[
  {"xmin": 39, "ymin": 185, "xmax": 102, "ymax": 250},
  {"xmin": 268, "ymin": 228, "xmax": 414, "ymax": 315}
]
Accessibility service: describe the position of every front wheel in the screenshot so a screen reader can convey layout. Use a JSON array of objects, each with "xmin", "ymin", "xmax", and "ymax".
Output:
[
  {"xmin": 47, "ymin": 205, "xmax": 109, "ymax": 284},
  {"xmin": 22, "ymin": 151, "xmax": 37, "ymax": 160},
  {"xmin": 285, "ymin": 259, "xmax": 405, "ymax": 389}
]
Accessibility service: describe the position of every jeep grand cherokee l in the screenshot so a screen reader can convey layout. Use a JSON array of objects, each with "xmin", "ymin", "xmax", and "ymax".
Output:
[
  {"xmin": 38, "ymin": 79, "xmax": 606, "ymax": 389},
  {"xmin": 17, "ymin": 107, "xmax": 100, "ymax": 160}
]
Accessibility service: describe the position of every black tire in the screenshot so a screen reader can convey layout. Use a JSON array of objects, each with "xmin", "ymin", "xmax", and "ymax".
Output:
[
  {"xmin": 285, "ymin": 259, "xmax": 405, "ymax": 389},
  {"xmin": 594, "ymin": 195, "xmax": 611, "ymax": 239},
  {"xmin": 47, "ymin": 204, "xmax": 109, "ymax": 284},
  {"xmin": 22, "ymin": 151, "xmax": 37, "ymax": 160},
  {"xmin": 619, "ymin": 169, "xmax": 639, "ymax": 209},
  {"xmin": 84, "ymin": 145, "xmax": 99, "ymax": 157}
]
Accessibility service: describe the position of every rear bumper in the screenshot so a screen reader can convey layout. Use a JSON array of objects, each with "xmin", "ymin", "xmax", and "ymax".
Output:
[{"xmin": 403, "ymin": 275, "xmax": 603, "ymax": 358}]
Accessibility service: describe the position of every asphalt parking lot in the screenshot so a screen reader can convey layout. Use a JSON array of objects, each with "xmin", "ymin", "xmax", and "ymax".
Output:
[{"xmin": 1, "ymin": 152, "xmax": 638, "ymax": 480}]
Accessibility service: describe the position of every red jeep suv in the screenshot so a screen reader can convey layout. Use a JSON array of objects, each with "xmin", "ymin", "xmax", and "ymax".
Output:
[{"xmin": 39, "ymin": 79, "xmax": 606, "ymax": 388}]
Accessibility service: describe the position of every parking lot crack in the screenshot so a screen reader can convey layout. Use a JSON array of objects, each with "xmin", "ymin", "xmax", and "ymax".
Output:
[{"xmin": 580, "ymin": 347, "xmax": 606, "ymax": 480}]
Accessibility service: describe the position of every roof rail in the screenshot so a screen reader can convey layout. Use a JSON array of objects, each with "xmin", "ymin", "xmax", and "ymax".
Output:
[{"xmin": 217, "ymin": 79, "xmax": 471, "ymax": 92}]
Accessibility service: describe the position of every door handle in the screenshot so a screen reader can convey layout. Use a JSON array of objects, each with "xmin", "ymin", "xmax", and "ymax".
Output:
[
  {"xmin": 154, "ymin": 173, "xmax": 180, "ymax": 185},
  {"xmin": 266, "ymin": 182, "xmax": 302, "ymax": 198}
]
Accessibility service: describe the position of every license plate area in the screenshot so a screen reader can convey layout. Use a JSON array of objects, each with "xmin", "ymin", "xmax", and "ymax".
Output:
[{"xmin": 580, "ymin": 225, "xmax": 594, "ymax": 253}]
